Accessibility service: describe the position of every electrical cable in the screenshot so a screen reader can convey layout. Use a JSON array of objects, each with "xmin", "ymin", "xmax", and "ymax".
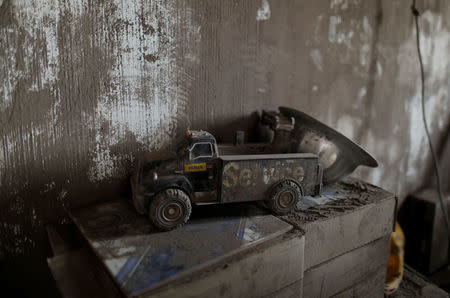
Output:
[{"xmin": 411, "ymin": 0, "xmax": 450, "ymax": 239}]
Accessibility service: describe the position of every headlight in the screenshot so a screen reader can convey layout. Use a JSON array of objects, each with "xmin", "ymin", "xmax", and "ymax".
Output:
[{"xmin": 153, "ymin": 172, "xmax": 158, "ymax": 180}]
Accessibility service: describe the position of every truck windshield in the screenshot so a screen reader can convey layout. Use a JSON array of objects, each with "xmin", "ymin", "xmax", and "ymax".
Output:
[{"xmin": 190, "ymin": 143, "xmax": 213, "ymax": 159}]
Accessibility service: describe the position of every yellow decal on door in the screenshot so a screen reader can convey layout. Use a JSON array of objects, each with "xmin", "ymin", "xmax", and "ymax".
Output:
[{"xmin": 185, "ymin": 163, "xmax": 207, "ymax": 172}]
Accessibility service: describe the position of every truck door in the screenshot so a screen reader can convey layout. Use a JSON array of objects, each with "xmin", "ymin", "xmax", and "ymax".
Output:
[{"xmin": 185, "ymin": 142, "xmax": 217, "ymax": 192}]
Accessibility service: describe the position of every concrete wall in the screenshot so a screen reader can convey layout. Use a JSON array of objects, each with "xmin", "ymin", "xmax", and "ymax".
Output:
[{"xmin": 1, "ymin": 0, "xmax": 449, "ymax": 258}]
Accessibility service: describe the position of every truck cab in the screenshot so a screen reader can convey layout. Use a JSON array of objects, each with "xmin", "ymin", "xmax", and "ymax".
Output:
[
  {"xmin": 131, "ymin": 130, "xmax": 220, "ymax": 225},
  {"xmin": 176, "ymin": 130, "xmax": 219, "ymax": 193}
]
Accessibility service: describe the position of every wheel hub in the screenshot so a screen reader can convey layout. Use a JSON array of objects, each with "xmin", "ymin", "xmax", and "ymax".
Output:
[
  {"xmin": 162, "ymin": 202, "xmax": 182, "ymax": 222},
  {"xmin": 279, "ymin": 191, "xmax": 294, "ymax": 208}
]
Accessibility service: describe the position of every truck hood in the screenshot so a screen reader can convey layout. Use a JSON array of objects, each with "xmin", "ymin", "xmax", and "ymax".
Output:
[{"xmin": 140, "ymin": 151, "xmax": 179, "ymax": 180}]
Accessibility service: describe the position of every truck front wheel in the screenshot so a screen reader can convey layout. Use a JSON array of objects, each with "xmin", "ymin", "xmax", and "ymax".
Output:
[
  {"xmin": 266, "ymin": 180, "xmax": 302, "ymax": 215},
  {"xmin": 149, "ymin": 188, "xmax": 192, "ymax": 230}
]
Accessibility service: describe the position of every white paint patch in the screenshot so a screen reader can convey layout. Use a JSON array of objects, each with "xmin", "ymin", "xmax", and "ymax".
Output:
[
  {"xmin": 330, "ymin": 0, "xmax": 349, "ymax": 10},
  {"xmin": 361, "ymin": 16, "xmax": 372, "ymax": 57},
  {"xmin": 325, "ymin": 13, "xmax": 373, "ymax": 72},
  {"xmin": 359, "ymin": 44, "xmax": 370, "ymax": 66},
  {"xmin": 0, "ymin": 0, "xmax": 80, "ymax": 200},
  {"xmin": 0, "ymin": 0, "xmax": 61, "ymax": 111},
  {"xmin": 376, "ymin": 61, "xmax": 383, "ymax": 77},
  {"xmin": 0, "ymin": 0, "xmax": 199, "ymax": 184},
  {"xmin": 312, "ymin": 15, "xmax": 324, "ymax": 43},
  {"xmin": 358, "ymin": 87, "xmax": 367, "ymax": 99},
  {"xmin": 256, "ymin": 0, "xmax": 271, "ymax": 21},
  {"xmin": 362, "ymin": 16, "xmax": 372, "ymax": 38},
  {"xmin": 399, "ymin": 10, "xmax": 450, "ymax": 182},
  {"xmin": 328, "ymin": 16, "xmax": 354, "ymax": 50},
  {"xmin": 89, "ymin": 145, "xmax": 120, "ymax": 183},
  {"xmin": 88, "ymin": 1, "xmax": 200, "ymax": 182},
  {"xmin": 0, "ymin": 133, "xmax": 14, "ymax": 189},
  {"xmin": 330, "ymin": 0, "xmax": 362, "ymax": 11},
  {"xmin": 355, "ymin": 9, "xmax": 450, "ymax": 197},
  {"xmin": 405, "ymin": 95, "xmax": 426, "ymax": 179},
  {"xmin": 310, "ymin": 49, "xmax": 324, "ymax": 72},
  {"xmin": 352, "ymin": 87, "xmax": 366, "ymax": 109},
  {"xmin": 420, "ymin": 11, "xmax": 450, "ymax": 82},
  {"xmin": 328, "ymin": 16, "xmax": 342, "ymax": 43}
]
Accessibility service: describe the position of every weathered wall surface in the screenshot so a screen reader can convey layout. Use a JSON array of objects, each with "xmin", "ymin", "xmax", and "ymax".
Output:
[{"xmin": 1, "ymin": 0, "xmax": 449, "ymax": 258}]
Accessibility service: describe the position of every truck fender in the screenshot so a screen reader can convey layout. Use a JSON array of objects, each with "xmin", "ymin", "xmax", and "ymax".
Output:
[
  {"xmin": 135, "ymin": 177, "xmax": 194, "ymax": 215},
  {"xmin": 150, "ymin": 176, "xmax": 194, "ymax": 201}
]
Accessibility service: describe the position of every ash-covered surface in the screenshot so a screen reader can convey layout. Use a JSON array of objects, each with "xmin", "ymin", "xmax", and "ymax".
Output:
[
  {"xmin": 283, "ymin": 178, "xmax": 394, "ymax": 224},
  {"xmin": 70, "ymin": 199, "xmax": 292, "ymax": 296}
]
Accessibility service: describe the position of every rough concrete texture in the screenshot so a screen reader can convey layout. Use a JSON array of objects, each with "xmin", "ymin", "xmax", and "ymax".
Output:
[
  {"xmin": 303, "ymin": 236, "xmax": 390, "ymax": 298},
  {"xmin": 281, "ymin": 179, "xmax": 396, "ymax": 269},
  {"xmin": 1, "ymin": 0, "xmax": 450, "ymax": 258}
]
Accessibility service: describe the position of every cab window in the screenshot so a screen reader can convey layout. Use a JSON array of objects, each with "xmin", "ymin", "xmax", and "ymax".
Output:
[{"xmin": 190, "ymin": 143, "xmax": 213, "ymax": 159}]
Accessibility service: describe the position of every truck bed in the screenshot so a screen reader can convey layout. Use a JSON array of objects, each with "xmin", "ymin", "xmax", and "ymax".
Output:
[
  {"xmin": 218, "ymin": 153, "xmax": 320, "ymax": 203},
  {"xmin": 220, "ymin": 153, "xmax": 317, "ymax": 161}
]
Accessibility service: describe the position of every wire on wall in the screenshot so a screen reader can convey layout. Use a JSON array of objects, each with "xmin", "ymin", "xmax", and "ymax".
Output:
[{"xmin": 411, "ymin": 0, "xmax": 450, "ymax": 239}]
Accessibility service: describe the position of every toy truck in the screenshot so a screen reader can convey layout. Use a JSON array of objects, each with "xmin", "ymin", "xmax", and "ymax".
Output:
[{"xmin": 131, "ymin": 130, "xmax": 323, "ymax": 230}]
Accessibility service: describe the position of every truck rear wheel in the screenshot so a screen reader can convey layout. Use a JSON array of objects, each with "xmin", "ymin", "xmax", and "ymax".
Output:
[
  {"xmin": 266, "ymin": 180, "xmax": 302, "ymax": 215},
  {"xmin": 149, "ymin": 188, "xmax": 192, "ymax": 231}
]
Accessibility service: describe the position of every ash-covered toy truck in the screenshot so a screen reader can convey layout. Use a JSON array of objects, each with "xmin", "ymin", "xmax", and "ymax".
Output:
[{"xmin": 131, "ymin": 130, "xmax": 322, "ymax": 230}]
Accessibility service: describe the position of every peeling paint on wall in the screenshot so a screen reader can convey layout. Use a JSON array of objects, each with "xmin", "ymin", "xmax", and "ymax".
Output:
[
  {"xmin": 336, "ymin": 115, "xmax": 362, "ymax": 140},
  {"xmin": 256, "ymin": 0, "xmax": 271, "ymax": 21},
  {"xmin": 0, "ymin": 0, "xmax": 200, "ymax": 257},
  {"xmin": 310, "ymin": 49, "xmax": 324, "ymax": 72},
  {"xmin": 400, "ymin": 10, "xmax": 450, "ymax": 182},
  {"xmin": 88, "ymin": 1, "xmax": 200, "ymax": 182}
]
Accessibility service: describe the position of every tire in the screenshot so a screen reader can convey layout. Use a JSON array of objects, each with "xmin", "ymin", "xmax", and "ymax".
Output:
[
  {"xmin": 149, "ymin": 188, "xmax": 192, "ymax": 231},
  {"xmin": 266, "ymin": 180, "xmax": 302, "ymax": 215}
]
